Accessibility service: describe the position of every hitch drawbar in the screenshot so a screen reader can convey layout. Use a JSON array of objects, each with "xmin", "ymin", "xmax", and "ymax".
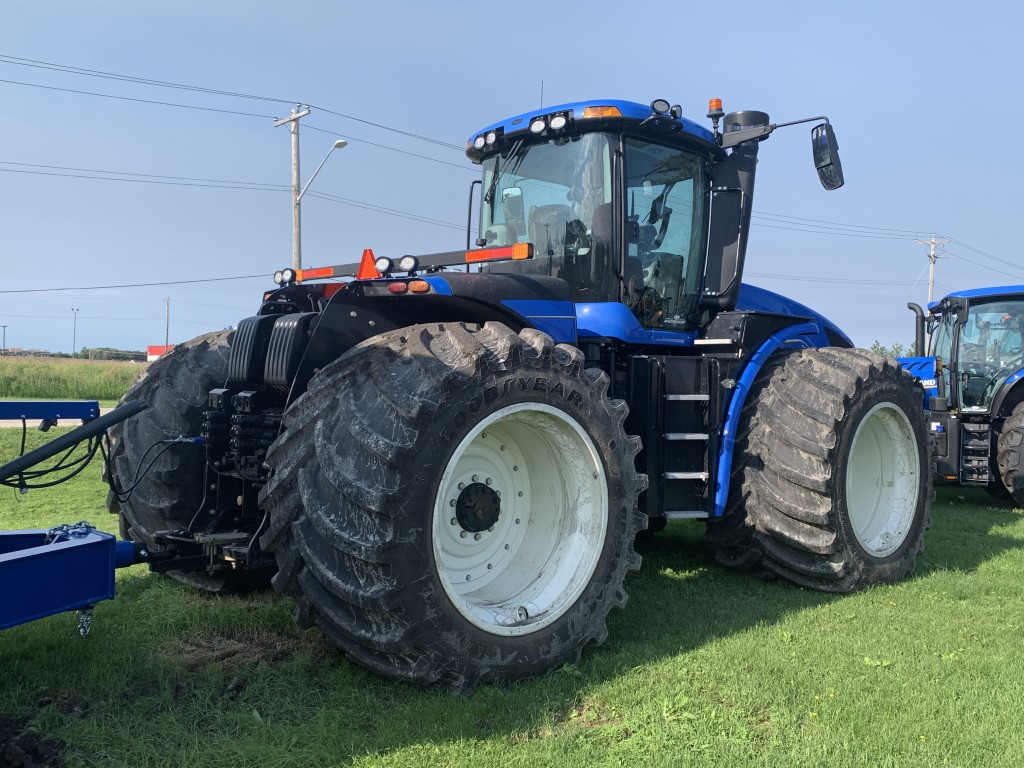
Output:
[
  {"xmin": 0, "ymin": 522, "xmax": 159, "ymax": 632},
  {"xmin": 1, "ymin": 400, "xmax": 154, "ymax": 633}
]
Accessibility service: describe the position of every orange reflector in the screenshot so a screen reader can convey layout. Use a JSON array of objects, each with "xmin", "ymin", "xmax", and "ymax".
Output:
[
  {"xmin": 945, "ymin": 475, "xmax": 957, "ymax": 481},
  {"xmin": 708, "ymin": 98, "xmax": 723, "ymax": 112},
  {"xmin": 296, "ymin": 266, "xmax": 336, "ymax": 282},
  {"xmin": 465, "ymin": 242, "xmax": 533, "ymax": 263},
  {"xmin": 388, "ymin": 282, "xmax": 409, "ymax": 294},
  {"xmin": 355, "ymin": 248, "xmax": 382, "ymax": 280},
  {"xmin": 409, "ymin": 280, "xmax": 431, "ymax": 293},
  {"xmin": 582, "ymin": 106, "xmax": 622, "ymax": 119}
]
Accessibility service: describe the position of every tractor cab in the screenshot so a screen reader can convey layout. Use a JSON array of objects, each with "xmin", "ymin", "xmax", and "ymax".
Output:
[
  {"xmin": 467, "ymin": 99, "xmax": 844, "ymax": 331},
  {"xmin": 926, "ymin": 290, "xmax": 1024, "ymax": 414}
]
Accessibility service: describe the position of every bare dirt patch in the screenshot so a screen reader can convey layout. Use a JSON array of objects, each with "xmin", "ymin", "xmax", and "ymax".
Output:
[
  {"xmin": 169, "ymin": 629, "xmax": 326, "ymax": 670},
  {"xmin": 0, "ymin": 714, "xmax": 65, "ymax": 768}
]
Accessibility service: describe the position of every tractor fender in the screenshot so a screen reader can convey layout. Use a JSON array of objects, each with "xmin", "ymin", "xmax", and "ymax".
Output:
[
  {"xmin": 287, "ymin": 273, "xmax": 577, "ymax": 401},
  {"xmin": 711, "ymin": 321, "xmax": 820, "ymax": 518},
  {"xmin": 991, "ymin": 368, "xmax": 1024, "ymax": 420}
]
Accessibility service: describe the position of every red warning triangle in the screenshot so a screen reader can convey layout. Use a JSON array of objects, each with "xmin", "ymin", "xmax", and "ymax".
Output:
[{"xmin": 355, "ymin": 248, "xmax": 381, "ymax": 280}]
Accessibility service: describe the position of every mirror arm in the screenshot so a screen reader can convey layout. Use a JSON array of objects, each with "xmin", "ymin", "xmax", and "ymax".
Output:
[{"xmin": 719, "ymin": 115, "xmax": 831, "ymax": 149}]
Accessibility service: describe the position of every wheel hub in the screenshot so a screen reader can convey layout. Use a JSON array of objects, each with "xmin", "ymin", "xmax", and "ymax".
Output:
[{"xmin": 456, "ymin": 482, "xmax": 501, "ymax": 532}]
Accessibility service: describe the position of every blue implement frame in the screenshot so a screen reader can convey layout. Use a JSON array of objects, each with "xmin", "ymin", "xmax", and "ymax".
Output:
[
  {"xmin": 1, "ymin": 400, "xmax": 147, "ymax": 632},
  {"xmin": 0, "ymin": 526, "xmax": 137, "ymax": 630}
]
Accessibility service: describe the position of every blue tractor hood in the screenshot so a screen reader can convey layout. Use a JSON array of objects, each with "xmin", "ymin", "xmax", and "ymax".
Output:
[{"xmin": 737, "ymin": 283, "xmax": 853, "ymax": 347}]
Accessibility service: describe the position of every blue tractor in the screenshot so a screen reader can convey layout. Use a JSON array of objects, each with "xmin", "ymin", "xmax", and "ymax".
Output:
[
  {"xmin": 104, "ymin": 98, "xmax": 931, "ymax": 690},
  {"xmin": 904, "ymin": 286, "xmax": 1024, "ymax": 504}
]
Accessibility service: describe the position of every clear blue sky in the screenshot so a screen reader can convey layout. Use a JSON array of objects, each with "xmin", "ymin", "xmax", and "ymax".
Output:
[{"xmin": 2, "ymin": 1, "xmax": 1020, "ymax": 354}]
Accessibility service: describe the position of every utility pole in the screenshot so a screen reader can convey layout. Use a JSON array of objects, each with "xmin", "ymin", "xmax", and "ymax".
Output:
[
  {"xmin": 275, "ymin": 105, "xmax": 311, "ymax": 270},
  {"xmin": 164, "ymin": 297, "xmax": 171, "ymax": 350},
  {"xmin": 915, "ymin": 235, "xmax": 950, "ymax": 303},
  {"xmin": 1, "ymin": 325, "xmax": 6, "ymax": 354},
  {"xmin": 71, "ymin": 308, "xmax": 79, "ymax": 356}
]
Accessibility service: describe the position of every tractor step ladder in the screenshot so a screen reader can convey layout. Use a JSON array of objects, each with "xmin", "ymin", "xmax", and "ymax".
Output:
[
  {"xmin": 960, "ymin": 422, "xmax": 991, "ymax": 486},
  {"xmin": 660, "ymin": 365, "xmax": 716, "ymax": 520}
]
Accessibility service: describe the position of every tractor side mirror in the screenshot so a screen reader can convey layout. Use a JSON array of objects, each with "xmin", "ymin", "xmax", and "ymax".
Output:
[{"xmin": 811, "ymin": 123, "xmax": 844, "ymax": 190}]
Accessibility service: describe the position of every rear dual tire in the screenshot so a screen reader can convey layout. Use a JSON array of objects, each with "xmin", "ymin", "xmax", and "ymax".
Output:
[{"xmin": 706, "ymin": 347, "xmax": 931, "ymax": 592}]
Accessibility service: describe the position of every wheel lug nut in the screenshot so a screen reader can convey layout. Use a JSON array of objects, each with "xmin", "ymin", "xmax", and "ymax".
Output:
[
  {"xmin": 472, "ymin": 475, "xmax": 479, "ymax": 482},
  {"xmin": 450, "ymin": 499, "xmax": 456, "ymax": 507},
  {"xmin": 513, "ymin": 466, "xmax": 519, "ymax": 472},
  {"xmin": 458, "ymin": 482, "xmax": 465, "ymax": 490},
  {"xmin": 485, "ymin": 477, "xmax": 492, "ymax": 486},
  {"xmin": 474, "ymin": 533, "xmax": 481, "ymax": 541},
  {"xmin": 450, "ymin": 517, "xmax": 457, "ymax": 526},
  {"xmin": 518, "ymin": 491, "xmax": 523, "ymax": 497},
  {"xmin": 460, "ymin": 531, "xmax": 468, "ymax": 538}
]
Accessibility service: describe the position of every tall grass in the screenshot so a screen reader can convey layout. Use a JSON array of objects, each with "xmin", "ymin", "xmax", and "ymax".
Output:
[{"xmin": 0, "ymin": 357, "xmax": 143, "ymax": 402}]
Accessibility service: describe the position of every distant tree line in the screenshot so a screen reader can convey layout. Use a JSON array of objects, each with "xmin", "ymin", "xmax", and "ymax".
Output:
[
  {"xmin": 0, "ymin": 347, "xmax": 146, "ymax": 362},
  {"xmin": 870, "ymin": 340, "xmax": 917, "ymax": 359}
]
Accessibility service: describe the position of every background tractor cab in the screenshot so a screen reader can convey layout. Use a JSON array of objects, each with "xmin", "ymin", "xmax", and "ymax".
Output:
[{"xmin": 903, "ymin": 286, "xmax": 1024, "ymax": 500}]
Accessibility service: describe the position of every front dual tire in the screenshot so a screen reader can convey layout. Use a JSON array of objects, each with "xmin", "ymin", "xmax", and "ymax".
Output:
[{"xmin": 258, "ymin": 322, "xmax": 647, "ymax": 690}]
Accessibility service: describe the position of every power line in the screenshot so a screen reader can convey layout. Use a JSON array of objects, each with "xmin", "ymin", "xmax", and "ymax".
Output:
[
  {"xmin": 0, "ymin": 160, "xmax": 289, "ymax": 187},
  {"xmin": 304, "ymin": 123, "xmax": 474, "ymax": 171},
  {"xmin": 753, "ymin": 210, "xmax": 932, "ymax": 236},
  {"xmin": 0, "ymin": 274, "xmax": 269, "ymax": 294},
  {"xmin": 745, "ymin": 272, "xmax": 922, "ymax": 285},
  {"xmin": 750, "ymin": 220, "xmax": 921, "ymax": 240},
  {"xmin": 0, "ymin": 166, "xmax": 285, "ymax": 192},
  {"xmin": 0, "ymin": 78, "xmax": 278, "ymax": 119},
  {"xmin": 0, "ymin": 53, "xmax": 461, "ymax": 150},
  {"xmin": 0, "ymin": 53, "xmax": 295, "ymax": 104}
]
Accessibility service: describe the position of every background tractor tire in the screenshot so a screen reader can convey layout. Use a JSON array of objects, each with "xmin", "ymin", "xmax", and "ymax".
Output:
[
  {"xmin": 997, "ymin": 402, "xmax": 1024, "ymax": 507},
  {"xmin": 705, "ymin": 347, "xmax": 932, "ymax": 593},
  {"xmin": 105, "ymin": 330, "xmax": 239, "ymax": 590},
  {"xmin": 259, "ymin": 322, "xmax": 647, "ymax": 691}
]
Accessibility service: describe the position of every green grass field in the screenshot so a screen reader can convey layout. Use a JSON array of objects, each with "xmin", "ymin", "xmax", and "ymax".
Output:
[
  {"xmin": 0, "ymin": 357, "xmax": 143, "ymax": 404},
  {"xmin": 2, "ymin": 426, "xmax": 1022, "ymax": 767}
]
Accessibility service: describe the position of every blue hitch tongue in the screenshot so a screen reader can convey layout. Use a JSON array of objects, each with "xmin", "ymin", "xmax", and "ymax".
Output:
[{"xmin": 0, "ymin": 522, "xmax": 148, "ymax": 632}]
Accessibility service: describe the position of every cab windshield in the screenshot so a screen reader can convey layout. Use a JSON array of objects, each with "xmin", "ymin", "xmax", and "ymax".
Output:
[
  {"xmin": 478, "ymin": 133, "xmax": 615, "ymax": 303},
  {"xmin": 477, "ymin": 132, "xmax": 708, "ymax": 326},
  {"xmin": 941, "ymin": 298, "xmax": 1024, "ymax": 411}
]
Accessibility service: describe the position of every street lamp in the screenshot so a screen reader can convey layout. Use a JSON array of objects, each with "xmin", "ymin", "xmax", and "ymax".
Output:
[
  {"xmin": 299, "ymin": 139, "xmax": 348, "ymax": 202},
  {"xmin": 291, "ymin": 137, "xmax": 348, "ymax": 269},
  {"xmin": 71, "ymin": 308, "xmax": 79, "ymax": 356}
]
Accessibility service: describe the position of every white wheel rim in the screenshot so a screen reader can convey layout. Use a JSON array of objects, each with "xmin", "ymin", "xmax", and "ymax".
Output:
[
  {"xmin": 432, "ymin": 403, "xmax": 608, "ymax": 636},
  {"xmin": 846, "ymin": 402, "xmax": 920, "ymax": 557}
]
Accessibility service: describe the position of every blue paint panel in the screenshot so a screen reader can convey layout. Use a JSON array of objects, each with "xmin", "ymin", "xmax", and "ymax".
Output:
[
  {"xmin": 940, "ymin": 285, "xmax": 1024, "ymax": 301},
  {"xmin": 422, "ymin": 276, "xmax": 453, "ymax": 295},
  {"xmin": 575, "ymin": 303, "xmax": 698, "ymax": 347},
  {"xmin": 712, "ymin": 323, "xmax": 820, "ymax": 518},
  {"xmin": 895, "ymin": 356, "xmax": 939, "ymax": 405},
  {"xmin": 501, "ymin": 299, "xmax": 577, "ymax": 343},
  {"xmin": 737, "ymin": 284, "xmax": 852, "ymax": 347},
  {"xmin": 0, "ymin": 528, "xmax": 118, "ymax": 630},
  {"xmin": 1004, "ymin": 368, "xmax": 1024, "ymax": 390},
  {"xmin": 469, "ymin": 100, "xmax": 716, "ymax": 146},
  {"xmin": 0, "ymin": 401, "xmax": 100, "ymax": 421}
]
